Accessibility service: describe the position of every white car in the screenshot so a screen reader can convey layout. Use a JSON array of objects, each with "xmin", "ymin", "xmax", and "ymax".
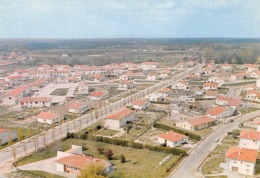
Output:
[{"xmin": 214, "ymin": 138, "xmax": 219, "ymax": 142}]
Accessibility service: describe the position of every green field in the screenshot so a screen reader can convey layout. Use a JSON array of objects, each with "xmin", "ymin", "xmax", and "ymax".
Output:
[
  {"xmin": 50, "ymin": 88, "xmax": 69, "ymax": 96},
  {"xmin": 15, "ymin": 138, "xmax": 181, "ymax": 178}
]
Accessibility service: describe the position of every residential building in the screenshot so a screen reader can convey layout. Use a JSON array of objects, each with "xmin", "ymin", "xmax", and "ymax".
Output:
[
  {"xmin": 2, "ymin": 85, "xmax": 30, "ymax": 106},
  {"xmin": 146, "ymin": 93, "xmax": 163, "ymax": 102},
  {"xmin": 37, "ymin": 111, "xmax": 63, "ymax": 125},
  {"xmin": 172, "ymin": 82, "xmax": 190, "ymax": 90},
  {"xmin": 118, "ymin": 80, "xmax": 134, "ymax": 90},
  {"xmin": 132, "ymin": 99, "xmax": 150, "ymax": 110},
  {"xmin": 207, "ymin": 106, "xmax": 234, "ymax": 119},
  {"xmin": 146, "ymin": 73, "xmax": 157, "ymax": 81},
  {"xmin": 90, "ymin": 91, "xmax": 108, "ymax": 100},
  {"xmin": 216, "ymin": 96, "xmax": 244, "ymax": 109},
  {"xmin": 93, "ymin": 75, "xmax": 106, "ymax": 83},
  {"xmin": 157, "ymin": 131, "xmax": 188, "ymax": 148},
  {"xmin": 19, "ymin": 97, "xmax": 52, "ymax": 108},
  {"xmin": 225, "ymin": 146, "xmax": 258, "ymax": 176},
  {"xmin": 140, "ymin": 62, "xmax": 159, "ymax": 70},
  {"xmin": 104, "ymin": 108, "xmax": 136, "ymax": 130},
  {"xmin": 77, "ymin": 81, "xmax": 89, "ymax": 94},
  {"xmin": 230, "ymin": 73, "xmax": 247, "ymax": 82},
  {"xmin": 246, "ymin": 90, "xmax": 260, "ymax": 101},
  {"xmin": 176, "ymin": 116, "xmax": 214, "ymax": 131},
  {"xmin": 239, "ymin": 130, "xmax": 260, "ymax": 150},
  {"xmin": 203, "ymin": 82, "xmax": 218, "ymax": 91},
  {"xmin": 68, "ymin": 101, "xmax": 89, "ymax": 114}
]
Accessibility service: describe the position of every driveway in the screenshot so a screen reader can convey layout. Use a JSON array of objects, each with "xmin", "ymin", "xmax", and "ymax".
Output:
[{"xmin": 17, "ymin": 157, "xmax": 76, "ymax": 178}]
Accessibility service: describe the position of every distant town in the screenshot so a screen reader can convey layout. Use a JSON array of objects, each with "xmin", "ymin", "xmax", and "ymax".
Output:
[{"xmin": 0, "ymin": 39, "xmax": 260, "ymax": 178}]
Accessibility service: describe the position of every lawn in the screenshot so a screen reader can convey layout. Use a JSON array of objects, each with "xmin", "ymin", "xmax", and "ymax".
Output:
[
  {"xmin": 201, "ymin": 135, "xmax": 239, "ymax": 175},
  {"xmin": 96, "ymin": 129, "xmax": 120, "ymax": 137},
  {"xmin": 222, "ymin": 81, "xmax": 256, "ymax": 87},
  {"xmin": 15, "ymin": 139, "xmax": 182, "ymax": 178},
  {"xmin": 19, "ymin": 170, "xmax": 65, "ymax": 178},
  {"xmin": 194, "ymin": 128, "xmax": 212, "ymax": 138},
  {"xmin": 239, "ymin": 107, "xmax": 259, "ymax": 115},
  {"xmin": 50, "ymin": 88, "xmax": 69, "ymax": 96}
]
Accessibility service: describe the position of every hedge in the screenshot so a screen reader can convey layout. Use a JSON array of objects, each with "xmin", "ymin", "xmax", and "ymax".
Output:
[
  {"xmin": 93, "ymin": 136, "xmax": 186, "ymax": 156},
  {"xmin": 154, "ymin": 123, "xmax": 201, "ymax": 141}
]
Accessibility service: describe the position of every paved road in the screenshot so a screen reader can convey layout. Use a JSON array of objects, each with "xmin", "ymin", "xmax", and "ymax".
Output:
[
  {"xmin": 168, "ymin": 110, "xmax": 260, "ymax": 178},
  {"xmin": 0, "ymin": 64, "xmax": 204, "ymax": 172}
]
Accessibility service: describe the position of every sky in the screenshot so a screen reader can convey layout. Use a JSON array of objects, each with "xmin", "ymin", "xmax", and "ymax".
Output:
[{"xmin": 0, "ymin": 0, "xmax": 260, "ymax": 38}]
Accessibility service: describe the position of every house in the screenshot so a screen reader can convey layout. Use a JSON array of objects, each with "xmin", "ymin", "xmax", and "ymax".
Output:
[
  {"xmin": 55, "ymin": 145, "xmax": 113, "ymax": 175},
  {"xmin": 222, "ymin": 64, "xmax": 232, "ymax": 71},
  {"xmin": 37, "ymin": 111, "xmax": 63, "ymax": 125},
  {"xmin": 104, "ymin": 108, "xmax": 136, "ymax": 130},
  {"xmin": 246, "ymin": 90, "xmax": 260, "ymax": 101},
  {"xmin": 176, "ymin": 116, "xmax": 214, "ymax": 131},
  {"xmin": 68, "ymin": 101, "xmax": 89, "ymax": 114},
  {"xmin": 19, "ymin": 97, "xmax": 52, "ymax": 108},
  {"xmin": 146, "ymin": 93, "xmax": 163, "ymax": 102},
  {"xmin": 172, "ymin": 82, "xmax": 190, "ymax": 90},
  {"xmin": 204, "ymin": 91, "xmax": 218, "ymax": 99},
  {"xmin": 158, "ymin": 88, "xmax": 171, "ymax": 97},
  {"xmin": 140, "ymin": 62, "xmax": 159, "ymax": 70},
  {"xmin": 178, "ymin": 96, "xmax": 196, "ymax": 103},
  {"xmin": 244, "ymin": 64, "xmax": 259, "ymax": 73},
  {"xmin": 239, "ymin": 130, "xmax": 260, "ymax": 150},
  {"xmin": 90, "ymin": 91, "xmax": 108, "ymax": 100},
  {"xmin": 2, "ymin": 85, "xmax": 30, "ymax": 106},
  {"xmin": 250, "ymin": 71, "xmax": 260, "ymax": 79},
  {"xmin": 93, "ymin": 75, "xmax": 106, "ymax": 83},
  {"xmin": 225, "ymin": 146, "xmax": 258, "ymax": 176},
  {"xmin": 230, "ymin": 73, "xmax": 247, "ymax": 82},
  {"xmin": 146, "ymin": 73, "xmax": 157, "ymax": 81},
  {"xmin": 157, "ymin": 131, "xmax": 188, "ymax": 148},
  {"xmin": 77, "ymin": 81, "xmax": 89, "ymax": 94},
  {"xmin": 203, "ymin": 82, "xmax": 218, "ymax": 91},
  {"xmin": 208, "ymin": 77, "xmax": 224, "ymax": 86},
  {"xmin": 207, "ymin": 106, "xmax": 234, "ymax": 119},
  {"xmin": 132, "ymin": 99, "xmax": 150, "ymax": 110},
  {"xmin": 216, "ymin": 96, "xmax": 244, "ymax": 109},
  {"xmin": 118, "ymin": 80, "xmax": 134, "ymax": 90},
  {"xmin": 0, "ymin": 129, "xmax": 17, "ymax": 145},
  {"xmin": 119, "ymin": 73, "xmax": 134, "ymax": 80}
]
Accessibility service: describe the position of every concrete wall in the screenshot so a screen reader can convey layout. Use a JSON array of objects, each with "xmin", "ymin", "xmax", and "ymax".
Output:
[
  {"xmin": 226, "ymin": 159, "xmax": 255, "ymax": 176},
  {"xmin": 239, "ymin": 139, "xmax": 260, "ymax": 151}
]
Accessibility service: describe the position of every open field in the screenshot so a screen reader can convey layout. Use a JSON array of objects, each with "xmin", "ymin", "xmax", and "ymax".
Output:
[
  {"xmin": 239, "ymin": 107, "xmax": 259, "ymax": 115},
  {"xmin": 50, "ymin": 88, "xmax": 69, "ymax": 96},
  {"xmin": 15, "ymin": 138, "xmax": 181, "ymax": 178}
]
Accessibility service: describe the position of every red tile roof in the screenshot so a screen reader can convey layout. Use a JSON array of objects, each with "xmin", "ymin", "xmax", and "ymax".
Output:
[
  {"xmin": 187, "ymin": 116, "xmax": 214, "ymax": 126},
  {"xmin": 20, "ymin": 97, "xmax": 51, "ymax": 102},
  {"xmin": 225, "ymin": 146, "xmax": 258, "ymax": 163},
  {"xmin": 240, "ymin": 130, "xmax": 260, "ymax": 141},
  {"xmin": 207, "ymin": 107, "xmax": 227, "ymax": 116},
  {"xmin": 69, "ymin": 101, "xmax": 86, "ymax": 109},
  {"xmin": 107, "ymin": 108, "xmax": 134, "ymax": 120},
  {"xmin": 55, "ymin": 154, "xmax": 110, "ymax": 170},
  {"xmin": 91, "ymin": 91, "xmax": 106, "ymax": 97},
  {"xmin": 132, "ymin": 99, "xmax": 148, "ymax": 106},
  {"xmin": 158, "ymin": 131, "xmax": 187, "ymax": 142},
  {"xmin": 203, "ymin": 82, "xmax": 218, "ymax": 87},
  {"xmin": 6, "ymin": 85, "xmax": 28, "ymax": 97},
  {"xmin": 37, "ymin": 111, "xmax": 58, "ymax": 120}
]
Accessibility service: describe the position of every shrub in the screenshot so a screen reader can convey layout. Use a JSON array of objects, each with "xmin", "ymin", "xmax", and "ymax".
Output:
[
  {"xmin": 97, "ymin": 147, "xmax": 105, "ymax": 155},
  {"xmin": 104, "ymin": 149, "xmax": 114, "ymax": 160},
  {"xmin": 120, "ymin": 154, "xmax": 126, "ymax": 163}
]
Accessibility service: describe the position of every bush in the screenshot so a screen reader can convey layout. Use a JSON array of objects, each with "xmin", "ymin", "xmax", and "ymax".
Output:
[
  {"xmin": 120, "ymin": 154, "xmax": 126, "ymax": 163},
  {"xmin": 104, "ymin": 149, "xmax": 114, "ymax": 160},
  {"xmin": 153, "ymin": 123, "xmax": 201, "ymax": 141},
  {"xmin": 97, "ymin": 147, "xmax": 105, "ymax": 155}
]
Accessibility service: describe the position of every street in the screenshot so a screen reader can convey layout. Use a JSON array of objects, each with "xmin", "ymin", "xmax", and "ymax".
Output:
[{"xmin": 168, "ymin": 110, "xmax": 260, "ymax": 178}]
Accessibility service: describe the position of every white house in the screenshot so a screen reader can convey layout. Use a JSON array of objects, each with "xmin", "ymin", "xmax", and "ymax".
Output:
[
  {"xmin": 118, "ymin": 80, "xmax": 134, "ymax": 90},
  {"xmin": 19, "ymin": 97, "xmax": 52, "ymax": 108},
  {"xmin": 178, "ymin": 96, "xmax": 196, "ymax": 103},
  {"xmin": 146, "ymin": 73, "xmax": 158, "ymax": 81},
  {"xmin": 216, "ymin": 96, "xmax": 244, "ymax": 109},
  {"xmin": 0, "ymin": 129, "xmax": 17, "ymax": 145},
  {"xmin": 171, "ymin": 82, "xmax": 190, "ymax": 90},
  {"xmin": 157, "ymin": 131, "xmax": 188, "ymax": 148},
  {"xmin": 90, "ymin": 91, "xmax": 108, "ymax": 100},
  {"xmin": 93, "ymin": 75, "xmax": 106, "ymax": 83},
  {"xmin": 176, "ymin": 116, "xmax": 214, "ymax": 131},
  {"xmin": 68, "ymin": 101, "xmax": 89, "ymax": 114},
  {"xmin": 55, "ymin": 145, "xmax": 113, "ymax": 176},
  {"xmin": 140, "ymin": 62, "xmax": 159, "ymax": 70},
  {"xmin": 225, "ymin": 146, "xmax": 258, "ymax": 176},
  {"xmin": 246, "ymin": 90, "xmax": 260, "ymax": 101},
  {"xmin": 2, "ymin": 85, "xmax": 30, "ymax": 106},
  {"xmin": 208, "ymin": 77, "xmax": 224, "ymax": 86},
  {"xmin": 230, "ymin": 73, "xmax": 247, "ymax": 82},
  {"xmin": 104, "ymin": 108, "xmax": 136, "ymax": 130},
  {"xmin": 132, "ymin": 99, "xmax": 150, "ymax": 110},
  {"xmin": 146, "ymin": 93, "xmax": 163, "ymax": 102},
  {"xmin": 239, "ymin": 130, "xmax": 260, "ymax": 150},
  {"xmin": 203, "ymin": 82, "xmax": 218, "ymax": 91},
  {"xmin": 207, "ymin": 106, "xmax": 234, "ymax": 119},
  {"xmin": 37, "ymin": 111, "xmax": 63, "ymax": 125},
  {"xmin": 222, "ymin": 64, "xmax": 232, "ymax": 71}
]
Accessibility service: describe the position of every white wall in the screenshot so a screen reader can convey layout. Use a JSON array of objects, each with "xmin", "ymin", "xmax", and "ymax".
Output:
[
  {"xmin": 226, "ymin": 159, "xmax": 255, "ymax": 176},
  {"xmin": 239, "ymin": 139, "xmax": 260, "ymax": 151}
]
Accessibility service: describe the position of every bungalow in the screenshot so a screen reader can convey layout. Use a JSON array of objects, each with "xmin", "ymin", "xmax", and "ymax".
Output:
[
  {"xmin": 172, "ymin": 82, "xmax": 190, "ymax": 90},
  {"xmin": 93, "ymin": 75, "xmax": 106, "ymax": 83},
  {"xmin": 178, "ymin": 96, "xmax": 196, "ymax": 103},
  {"xmin": 176, "ymin": 116, "xmax": 214, "ymax": 131},
  {"xmin": 216, "ymin": 96, "xmax": 244, "ymax": 109},
  {"xmin": 37, "ymin": 111, "xmax": 63, "ymax": 125},
  {"xmin": 207, "ymin": 106, "xmax": 234, "ymax": 119},
  {"xmin": 230, "ymin": 73, "xmax": 247, "ymax": 82},
  {"xmin": 19, "ymin": 97, "xmax": 52, "ymax": 108},
  {"xmin": 158, "ymin": 88, "xmax": 171, "ymax": 97},
  {"xmin": 0, "ymin": 129, "xmax": 17, "ymax": 145},
  {"xmin": 250, "ymin": 71, "xmax": 260, "ymax": 79},
  {"xmin": 2, "ymin": 85, "xmax": 30, "ymax": 106},
  {"xmin": 208, "ymin": 77, "xmax": 224, "ymax": 86},
  {"xmin": 203, "ymin": 82, "xmax": 218, "ymax": 91},
  {"xmin": 146, "ymin": 93, "xmax": 163, "ymax": 102},
  {"xmin": 132, "ymin": 99, "xmax": 150, "ymax": 110},
  {"xmin": 140, "ymin": 62, "xmax": 159, "ymax": 70},
  {"xmin": 119, "ymin": 73, "xmax": 134, "ymax": 80},
  {"xmin": 222, "ymin": 64, "xmax": 232, "ymax": 71},
  {"xmin": 90, "ymin": 91, "xmax": 108, "ymax": 100},
  {"xmin": 77, "ymin": 81, "xmax": 89, "ymax": 94},
  {"xmin": 225, "ymin": 146, "xmax": 258, "ymax": 176},
  {"xmin": 246, "ymin": 90, "xmax": 260, "ymax": 101},
  {"xmin": 157, "ymin": 131, "xmax": 188, "ymax": 148},
  {"xmin": 104, "ymin": 108, "xmax": 136, "ymax": 130},
  {"xmin": 239, "ymin": 130, "xmax": 260, "ymax": 150},
  {"xmin": 204, "ymin": 91, "xmax": 218, "ymax": 99},
  {"xmin": 244, "ymin": 64, "xmax": 259, "ymax": 73},
  {"xmin": 146, "ymin": 73, "xmax": 158, "ymax": 81},
  {"xmin": 68, "ymin": 101, "xmax": 89, "ymax": 114},
  {"xmin": 55, "ymin": 145, "xmax": 113, "ymax": 175},
  {"xmin": 118, "ymin": 80, "xmax": 134, "ymax": 90}
]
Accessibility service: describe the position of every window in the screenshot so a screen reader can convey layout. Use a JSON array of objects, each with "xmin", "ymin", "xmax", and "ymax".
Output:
[
  {"xmin": 246, "ymin": 165, "xmax": 250, "ymax": 167},
  {"xmin": 9, "ymin": 97, "xmax": 12, "ymax": 99}
]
